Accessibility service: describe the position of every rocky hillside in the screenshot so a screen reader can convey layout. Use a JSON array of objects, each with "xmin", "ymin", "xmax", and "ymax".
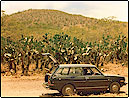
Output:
[{"xmin": 1, "ymin": 9, "xmax": 128, "ymax": 42}]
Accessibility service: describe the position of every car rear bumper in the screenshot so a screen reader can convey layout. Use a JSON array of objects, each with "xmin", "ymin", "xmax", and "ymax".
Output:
[
  {"xmin": 123, "ymin": 82, "xmax": 128, "ymax": 85},
  {"xmin": 42, "ymin": 82, "xmax": 49, "ymax": 89}
]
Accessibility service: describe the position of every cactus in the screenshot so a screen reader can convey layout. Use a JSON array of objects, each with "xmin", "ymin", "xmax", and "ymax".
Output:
[{"xmin": 1, "ymin": 33, "xmax": 128, "ymax": 75}]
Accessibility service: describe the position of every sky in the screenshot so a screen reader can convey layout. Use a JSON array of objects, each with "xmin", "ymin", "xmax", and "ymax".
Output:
[{"xmin": 1, "ymin": 1, "xmax": 128, "ymax": 22}]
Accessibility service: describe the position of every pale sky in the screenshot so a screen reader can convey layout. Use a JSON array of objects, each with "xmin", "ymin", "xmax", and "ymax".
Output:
[{"xmin": 1, "ymin": 1, "xmax": 128, "ymax": 22}]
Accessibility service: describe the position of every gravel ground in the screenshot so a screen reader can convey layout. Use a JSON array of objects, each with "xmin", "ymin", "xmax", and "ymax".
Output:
[{"xmin": 1, "ymin": 63, "xmax": 128, "ymax": 97}]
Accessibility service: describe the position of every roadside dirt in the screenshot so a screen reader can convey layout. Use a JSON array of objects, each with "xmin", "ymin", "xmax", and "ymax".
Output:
[{"xmin": 1, "ymin": 63, "xmax": 128, "ymax": 97}]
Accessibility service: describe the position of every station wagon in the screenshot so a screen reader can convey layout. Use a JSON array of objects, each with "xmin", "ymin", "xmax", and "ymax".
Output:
[{"xmin": 43, "ymin": 64, "xmax": 127, "ymax": 96}]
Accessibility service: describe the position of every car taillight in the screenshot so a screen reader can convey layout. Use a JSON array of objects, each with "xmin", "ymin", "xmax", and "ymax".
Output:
[
  {"xmin": 48, "ymin": 79, "xmax": 50, "ymax": 84},
  {"xmin": 47, "ymin": 75, "xmax": 50, "ymax": 83},
  {"xmin": 48, "ymin": 79, "xmax": 54, "ymax": 86}
]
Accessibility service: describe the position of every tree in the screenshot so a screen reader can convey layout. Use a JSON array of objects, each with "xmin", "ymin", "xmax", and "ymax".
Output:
[{"xmin": 1, "ymin": 10, "xmax": 7, "ymax": 26}]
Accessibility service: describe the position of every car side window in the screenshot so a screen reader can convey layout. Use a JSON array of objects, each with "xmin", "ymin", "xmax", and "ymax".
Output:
[
  {"xmin": 56, "ymin": 68, "xmax": 63, "ymax": 75},
  {"xmin": 82, "ymin": 67, "xmax": 93, "ymax": 75},
  {"xmin": 61, "ymin": 68, "xmax": 69, "ymax": 75},
  {"xmin": 69, "ymin": 67, "xmax": 82, "ymax": 76},
  {"xmin": 56, "ymin": 68, "xmax": 69, "ymax": 75}
]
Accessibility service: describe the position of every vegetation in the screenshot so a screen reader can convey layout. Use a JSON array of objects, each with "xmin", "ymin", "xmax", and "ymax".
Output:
[
  {"xmin": 1, "ymin": 9, "xmax": 128, "ymax": 42},
  {"xmin": 1, "ymin": 9, "xmax": 128, "ymax": 76},
  {"xmin": 1, "ymin": 33, "xmax": 128, "ymax": 76}
]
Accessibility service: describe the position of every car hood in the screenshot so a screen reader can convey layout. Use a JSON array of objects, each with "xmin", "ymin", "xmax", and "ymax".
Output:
[
  {"xmin": 104, "ymin": 74, "xmax": 124, "ymax": 77},
  {"xmin": 104, "ymin": 74, "xmax": 125, "ymax": 80}
]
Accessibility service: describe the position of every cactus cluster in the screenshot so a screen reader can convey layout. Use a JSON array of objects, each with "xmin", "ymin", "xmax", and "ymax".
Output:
[{"xmin": 1, "ymin": 33, "xmax": 128, "ymax": 75}]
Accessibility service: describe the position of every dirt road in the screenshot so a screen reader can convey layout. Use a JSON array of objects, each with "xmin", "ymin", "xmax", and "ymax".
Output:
[
  {"xmin": 1, "ymin": 76, "xmax": 58, "ymax": 97},
  {"xmin": 1, "ymin": 63, "xmax": 128, "ymax": 97}
]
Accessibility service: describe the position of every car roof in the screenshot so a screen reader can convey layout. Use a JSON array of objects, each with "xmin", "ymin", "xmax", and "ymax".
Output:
[{"xmin": 59, "ymin": 64, "xmax": 96, "ymax": 68}]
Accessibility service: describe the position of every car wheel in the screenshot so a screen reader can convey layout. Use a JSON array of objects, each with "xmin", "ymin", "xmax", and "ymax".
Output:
[
  {"xmin": 62, "ymin": 84, "xmax": 75, "ymax": 96},
  {"xmin": 109, "ymin": 82, "xmax": 120, "ymax": 93}
]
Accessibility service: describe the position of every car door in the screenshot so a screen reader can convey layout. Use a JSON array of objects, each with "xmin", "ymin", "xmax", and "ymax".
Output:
[
  {"xmin": 67, "ymin": 67, "xmax": 87, "ymax": 88},
  {"xmin": 83, "ymin": 67, "xmax": 111, "ymax": 91},
  {"xmin": 52, "ymin": 67, "xmax": 70, "ymax": 90},
  {"xmin": 53, "ymin": 67, "xmax": 87, "ymax": 91}
]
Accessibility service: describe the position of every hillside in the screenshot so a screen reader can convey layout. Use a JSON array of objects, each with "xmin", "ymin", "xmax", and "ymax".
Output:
[{"xmin": 1, "ymin": 9, "xmax": 128, "ymax": 42}]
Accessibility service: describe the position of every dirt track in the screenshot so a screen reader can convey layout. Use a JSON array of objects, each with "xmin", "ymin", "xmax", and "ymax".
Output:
[
  {"xmin": 1, "ymin": 63, "xmax": 128, "ymax": 97},
  {"xmin": 1, "ymin": 76, "xmax": 59, "ymax": 97}
]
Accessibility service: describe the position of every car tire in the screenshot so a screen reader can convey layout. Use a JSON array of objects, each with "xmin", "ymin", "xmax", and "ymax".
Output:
[
  {"xmin": 109, "ymin": 82, "xmax": 120, "ymax": 93},
  {"xmin": 61, "ymin": 84, "xmax": 75, "ymax": 96}
]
